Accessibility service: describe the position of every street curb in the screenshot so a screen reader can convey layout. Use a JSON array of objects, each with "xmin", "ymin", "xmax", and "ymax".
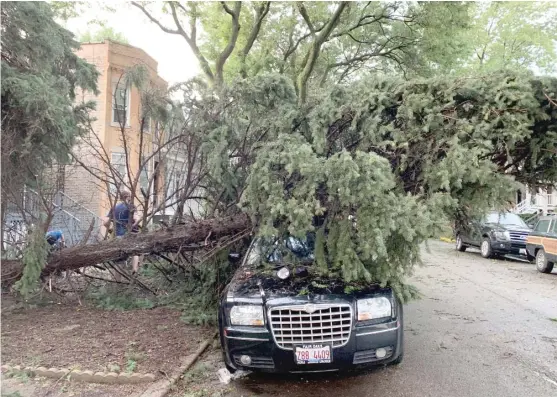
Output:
[
  {"xmin": 137, "ymin": 331, "xmax": 218, "ymax": 397},
  {"xmin": 440, "ymin": 237, "xmax": 455, "ymax": 243},
  {"xmin": 1, "ymin": 364, "xmax": 156, "ymax": 384}
]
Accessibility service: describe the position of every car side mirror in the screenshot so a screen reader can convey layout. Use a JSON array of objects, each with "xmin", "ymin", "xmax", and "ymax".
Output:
[{"xmin": 228, "ymin": 252, "xmax": 241, "ymax": 263}]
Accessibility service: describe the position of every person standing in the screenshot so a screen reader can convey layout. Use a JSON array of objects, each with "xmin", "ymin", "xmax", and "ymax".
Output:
[{"xmin": 104, "ymin": 189, "xmax": 141, "ymax": 275}]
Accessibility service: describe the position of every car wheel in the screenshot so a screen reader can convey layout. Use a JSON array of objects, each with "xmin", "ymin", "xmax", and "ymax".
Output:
[
  {"xmin": 218, "ymin": 310, "xmax": 237, "ymax": 374},
  {"xmin": 536, "ymin": 249, "xmax": 555, "ymax": 274},
  {"xmin": 526, "ymin": 252, "xmax": 535, "ymax": 262},
  {"xmin": 455, "ymin": 235, "xmax": 467, "ymax": 252},
  {"xmin": 390, "ymin": 303, "xmax": 404, "ymax": 366},
  {"xmin": 222, "ymin": 351, "xmax": 237, "ymax": 373},
  {"xmin": 480, "ymin": 238, "xmax": 493, "ymax": 259},
  {"xmin": 391, "ymin": 349, "xmax": 404, "ymax": 365}
]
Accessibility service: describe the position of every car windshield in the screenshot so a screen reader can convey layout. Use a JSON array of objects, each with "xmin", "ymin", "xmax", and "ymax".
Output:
[
  {"xmin": 485, "ymin": 213, "xmax": 527, "ymax": 227},
  {"xmin": 247, "ymin": 233, "xmax": 316, "ymax": 266}
]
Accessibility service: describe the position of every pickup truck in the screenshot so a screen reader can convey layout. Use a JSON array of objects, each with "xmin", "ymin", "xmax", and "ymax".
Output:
[{"xmin": 526, "ymin": 215, "xmax": 557, "ymax": 273}]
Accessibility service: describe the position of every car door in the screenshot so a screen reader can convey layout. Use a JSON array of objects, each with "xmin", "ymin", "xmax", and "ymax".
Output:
[
  {"xmin": 542, "ymin": 219, "xmax": 557, "ymax": 262},
  {"xmin": 529, "ymin": 218, "xmax": 551, "ymax": 249},
  {"xmin": 467, "ymin": 217, "xmax": 484, "ymax": 246}
]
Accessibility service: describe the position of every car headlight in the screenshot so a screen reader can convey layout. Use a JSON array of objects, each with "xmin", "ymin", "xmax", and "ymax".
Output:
[
  {"xmin": 492, "ymin": 231, "xmax": 510, "ymax": 241},
  {"xmin": 230, "ymin": 305, "xmax": 264, "ymax": 326},
  {"xmin": 357, "ymin": 297, "xmax": 392, "ymax": 321}
]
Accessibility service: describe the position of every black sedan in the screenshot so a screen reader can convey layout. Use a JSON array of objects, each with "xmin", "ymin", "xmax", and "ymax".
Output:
[{"xmin": 218, "ymin": 236, "xmax": 404, "ymax": 373}]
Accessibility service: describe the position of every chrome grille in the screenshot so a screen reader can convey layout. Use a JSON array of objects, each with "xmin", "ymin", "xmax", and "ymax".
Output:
[
  {"xmin": 269, "ymin": 304, "xmax": 352, "ymax": 350},
  {"xmin": 509, "ymin": 232, "xmax": 528, "ymax": 243}
]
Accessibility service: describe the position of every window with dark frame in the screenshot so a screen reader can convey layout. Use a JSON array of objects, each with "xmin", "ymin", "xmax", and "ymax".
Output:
[
  {"xmin": 143, "ymin": 115, "xmax": 151, "ymax": 132},
  {"xmin": 112, "ymin": 84, "xmax": 129, "ymax": 125}
]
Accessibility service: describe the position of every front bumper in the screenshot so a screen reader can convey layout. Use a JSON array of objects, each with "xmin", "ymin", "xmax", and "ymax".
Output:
[
  {"xmin": 221, "ymin": 319, "xmax": 403, "ymax": 373},
  {"xmin": 491, "ymin": 240, "xmax": 526, "ymax": 255}
]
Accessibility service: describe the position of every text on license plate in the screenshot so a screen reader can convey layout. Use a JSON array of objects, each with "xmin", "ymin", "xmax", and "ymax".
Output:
[{"xmin": 295, "ymin": 345, "xmax": 332, "ymax": 364}]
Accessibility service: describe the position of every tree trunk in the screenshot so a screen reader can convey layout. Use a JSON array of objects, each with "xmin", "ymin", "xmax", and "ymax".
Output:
[{"xmin": 1, "ymin": 214, "xmax": 251, "ymax": 285}]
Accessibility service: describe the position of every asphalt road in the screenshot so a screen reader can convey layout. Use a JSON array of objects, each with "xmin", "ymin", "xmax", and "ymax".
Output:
[{"xmin": 229, "ymin": 240, "xmax": 557, "ymax": 397}]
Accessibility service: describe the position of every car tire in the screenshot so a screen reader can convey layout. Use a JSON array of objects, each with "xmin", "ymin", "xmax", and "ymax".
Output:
[
  {"xmin": 391, "ymin": 349, "xmax": 404, "ymax": 365},
  {"xmin": 536, "ymin": 249, "xmax": 555, "ymax": 274},
  {"xmin": 480, "ymin": 238, "xmax": 493, "ymax": 259},
  {"xmin": 390, "ymin": 303, "xmax": 404, "ymax": 366},
  {"xmin": 526, "ymin": 252, "xmax": 535, "ymax": 262},
  {"xmin": 222, "ymin": 351, "xmax": 237, "ymax": 374},
  {"xmin": 455, "ymin": 235, "xmax": 467, "ymax": 252},
  {"xmin": 218, "ymin": 309, "xmax": 237, "ymax": 374}
]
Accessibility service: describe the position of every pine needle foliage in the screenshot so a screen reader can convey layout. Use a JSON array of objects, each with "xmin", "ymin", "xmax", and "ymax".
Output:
[{"xmin": 194, "ymin": 70, "xmax": 556, "ymax": 299}]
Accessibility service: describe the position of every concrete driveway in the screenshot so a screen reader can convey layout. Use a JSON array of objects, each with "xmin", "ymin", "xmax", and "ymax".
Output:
[{"xmin": 229, "ymin": 240, "xmax": 557, "ymax": 397}]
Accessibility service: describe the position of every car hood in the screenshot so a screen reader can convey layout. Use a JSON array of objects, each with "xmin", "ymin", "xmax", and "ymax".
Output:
[
  {"xmin": 485, "ymin": 223, "xmax": 531, "ymax": 233},
  {"xmin": 226, "ymin": 263, "xmax": 389, "ymax": 301}
]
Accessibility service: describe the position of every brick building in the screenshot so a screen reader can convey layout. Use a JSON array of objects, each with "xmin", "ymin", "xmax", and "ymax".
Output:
[{"xmin": 60, "ymin": 40, "xmax": 168, "ymax": 242}]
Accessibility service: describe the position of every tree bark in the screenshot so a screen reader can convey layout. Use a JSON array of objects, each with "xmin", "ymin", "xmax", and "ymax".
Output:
[
  {"xmin": 2, "ymin": 214, "xmax": 251, "ymax": 284},
  {"xmin": 215, "ymin": 1, "xmax": 242, "ymax": 86},
  {"xmin": 296, "ymin": 2, "xmax": 348, "ymax": 105},
  {"xmin": 239, "ymin": 1, "xmax": 271, "ymax": 78}
]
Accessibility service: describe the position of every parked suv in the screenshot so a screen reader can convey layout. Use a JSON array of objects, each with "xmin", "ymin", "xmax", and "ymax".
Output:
[
  {"xmin": 455, "ymin": 211, "xmax": 532, "ymax": 258},
  {"xmin": 526, "ymin": 215, "xmax": 557, "ymax": 273},
  {"xmin": 218, "ymin": 235, "xmax": 404, "ymax": 373}
]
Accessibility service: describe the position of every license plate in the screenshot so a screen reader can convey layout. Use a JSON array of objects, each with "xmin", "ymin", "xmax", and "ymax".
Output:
[
  {"xmin": 519, "ymin": 248, "xmax": 527, "ymax": 255},
  {"xmin": 294, "ymin": 344, "xmax": 332, "ymax": 364}
]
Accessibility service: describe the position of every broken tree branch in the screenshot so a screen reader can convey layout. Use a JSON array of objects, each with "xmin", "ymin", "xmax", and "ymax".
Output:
[{"xmin": 2, "ymin": 214, "xmax": 251, "ymax": 285}]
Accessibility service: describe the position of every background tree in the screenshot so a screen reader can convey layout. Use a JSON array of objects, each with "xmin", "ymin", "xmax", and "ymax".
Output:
[
  {"xmin": 131, "ymin": 1, "xmax": 472, "ymax": 103},
  {"xmin": 1, "ymin": 1, "xmax": 98, "ymax": 293},
  {"xmin": 79, "ymin": 26, "xmax": 129, "ymax": 44},
  {"xmin": 1, "ymin": 1, "xmax": 98, "ymax": 229},
  {"xmin": 458, "ymin": 2, "xmax": 557, "ymax": 74}
]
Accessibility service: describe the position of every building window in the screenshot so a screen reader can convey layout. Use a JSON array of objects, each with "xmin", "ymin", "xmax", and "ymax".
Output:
[
  {"xmin": 142, "ymin": 115, "xmax": 151, "ymax": 133},
  {"xmin": 154, "ymin": 121, "xmax": 160, "ymax": 140},
  {"xmin": 110, "ymin": 152, "xmax": 127, "ymax": 194},
  {"xmin": 166, "ymin": 160, "xmax": 183, "ymax": 200},
  {"xmin": 112, "ymin": 83, "xmax": 130, "ymax": 126},
  {"xmin": 140, "ymin": 156, "xmax": 151, "ymax": 194},
  {"xmin": 153, "ymin": 161, "xmax": 160, "ymax": 208}
]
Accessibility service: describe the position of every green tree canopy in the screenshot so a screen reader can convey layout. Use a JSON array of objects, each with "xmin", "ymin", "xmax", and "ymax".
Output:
[
  {"xmin": 1, "ymin": 2, "xmax": 99, "ymax": 197},
  {"xmin": 133, "ymin": 1, "xmax": 556, "ymax": 95},
  {"xmin": 459, "ymin": 2, "xmax": 557, "ymax": 74},
  {"xmin": 132, "ymin": 1, "xmax": 472, "ymax": 103},
  {"xmin": 79, "ymin": 26, "xmax": 129, "ymax": 44}
]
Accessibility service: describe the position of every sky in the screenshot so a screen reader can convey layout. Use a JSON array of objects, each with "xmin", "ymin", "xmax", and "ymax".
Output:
[{"xmin": 62, "ymin": 2, "xmax": 201, "ymax": 86}]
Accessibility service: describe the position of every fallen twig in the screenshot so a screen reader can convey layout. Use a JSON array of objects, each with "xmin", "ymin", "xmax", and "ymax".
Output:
[
  {"xmin": 544, "ymin": 92, "xmax": 557, "ymax": 107},
  {"xmin": 75, "ymin": 270, "xmax": 129, "ymax": 285}
]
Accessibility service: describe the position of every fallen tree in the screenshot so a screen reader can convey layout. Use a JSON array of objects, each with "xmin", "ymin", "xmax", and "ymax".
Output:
[
  {"xmin": 2, "ymin": 214, "xmax": 251, "ymax": 285},
  {"xmin": 4, "ymin": 71, "xmax": 556, "ymax": 301}
]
